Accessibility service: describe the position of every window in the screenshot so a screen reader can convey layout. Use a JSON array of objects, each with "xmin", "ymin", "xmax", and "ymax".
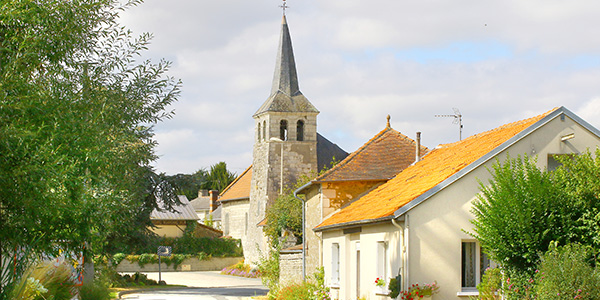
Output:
[
  {"xmin": 257, "ymin": 122, "xmax": 262, "ymax": 141},
  {"xmin": 462, "ymin": 241, "xmax": 491, "ymax": 290},
  {"xmin": 263, "ymin": 121, "xmax": 267, "ymax": 141},
  {"xmin": 296, "ymin": 120, "xmax": 304, "ymax": 141},
  {"xmin": 332, "ymin": 243, "xmax": 340, "ymax": 284},
  {"xmin": 280, "ymin": 120, "xmax": 288, "ymax": 141},
  {"xmin": 244, "ymin": 212, "xmax": 248, "ymax": 234},
  {"xmin": 377, "ymin": 241, "xmax": 388, "ymax": 283}
]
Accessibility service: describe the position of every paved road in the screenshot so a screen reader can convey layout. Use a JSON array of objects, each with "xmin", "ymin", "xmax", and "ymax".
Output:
[{"xmin": 119, "ymin": 271, "xmax": 268, "ymax": 300}]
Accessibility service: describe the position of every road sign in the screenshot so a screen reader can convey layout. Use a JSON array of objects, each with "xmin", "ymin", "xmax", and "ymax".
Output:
[{"xmin": 157, "ymin": 246, "xmax": 172, "ymax": 257}]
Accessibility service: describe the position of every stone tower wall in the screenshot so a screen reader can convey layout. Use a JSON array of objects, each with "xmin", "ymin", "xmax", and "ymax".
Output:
[{"xmin": 245, "ymin": 112, "xmax": 318, "ymax": 264}]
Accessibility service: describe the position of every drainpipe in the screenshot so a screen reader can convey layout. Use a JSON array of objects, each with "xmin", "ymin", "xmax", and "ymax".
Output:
[
  {"xmin": 391, "ymin": 218, "xmax": 405, "ymax": 292},
  {"xmin": 392, "ymin": 215, "xmax": 409, "ymax": 291}
]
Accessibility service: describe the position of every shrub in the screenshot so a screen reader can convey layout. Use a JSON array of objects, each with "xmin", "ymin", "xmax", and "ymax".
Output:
[
  {"xmin": 78, "ymin": 281, "xmax": 111, "ymax": 300},
  {"xmin": 535, "ymin": 243, "xmax": 600, "ymax": 300},
  {"xmin": 8, "ymin": 261, "xmax": 75, "ymax": 300},
  {"xmin": 399, "ymin": 282, "xmax": 439, "ymax": 300},
  {"xmin": 221, "ymin": 260, "xmax": 260, "ymax": 278},
  {"xmin": 477, "ymin": 268, "xmax": 502, "ymax": 300},
  {"xmin": 256, "ymin": 246, "xmax": 281, "ymax": 298},
  {"xmin": 276, "ymin": 282, "xmax": 314, "ymax": 300}
]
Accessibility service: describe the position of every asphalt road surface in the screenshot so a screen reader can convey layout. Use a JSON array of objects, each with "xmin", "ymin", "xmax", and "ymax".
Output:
[{"xmin": 119, "ymin": 271, "xmax": 268, "ymax": 300}]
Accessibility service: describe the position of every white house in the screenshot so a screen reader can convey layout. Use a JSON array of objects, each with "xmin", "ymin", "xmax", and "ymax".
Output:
[{"xmin": 313, "ymin": 107, "xmax": 600, "ymax": 300}]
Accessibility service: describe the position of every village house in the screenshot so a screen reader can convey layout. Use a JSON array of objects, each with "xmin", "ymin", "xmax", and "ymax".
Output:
[
  {"xmin": 189, "ymin": 189, "xmax": 222, "ymax": 229},
  {"xmin": 291, "ymin": 118, "xmax": 428, "ymax": 284},
  {"xmin": 150, "ymin": 195, "xmax": 198, "ymax": 238},
  {"xmin": 311, "ymin": 107, "xmax": 600, "ymax": 300}
]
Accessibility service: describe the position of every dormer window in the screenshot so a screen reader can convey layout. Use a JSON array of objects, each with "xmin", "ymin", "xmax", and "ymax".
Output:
[
  {"xmin": 297, "ymin": 120, "xmax": 304, "ymax": 141},
  {"xmin": 280, "ymin": 120, "xmax": 288, "ymax": 141}
]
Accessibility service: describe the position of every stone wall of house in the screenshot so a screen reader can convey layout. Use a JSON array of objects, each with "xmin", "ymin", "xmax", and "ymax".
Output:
[
  {"xmin": 279, "ymin": 250, "xmax": 303, "ymax": 287},
  {"xmin": 220, "ymin": 200, "xmax": 250, "ymax": 260},
  {"xmin": 115, "ymin": 256, "xmax": 243, "ymax": 272}
]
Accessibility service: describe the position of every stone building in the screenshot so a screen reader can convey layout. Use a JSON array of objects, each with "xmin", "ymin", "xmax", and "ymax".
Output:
[{"xmin": 220, "ymin": 14, "xmax": 347, "ymax": 265}]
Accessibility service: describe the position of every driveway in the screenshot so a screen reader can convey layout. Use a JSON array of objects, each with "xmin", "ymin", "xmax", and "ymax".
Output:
[{"xmin": 119, "ymin": 271, "xmax": 268, "ymax": 300}]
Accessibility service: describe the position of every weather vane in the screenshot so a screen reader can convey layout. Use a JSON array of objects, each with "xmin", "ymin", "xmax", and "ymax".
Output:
[{"xmin": 279, "ymin": 0, "xmax": 289, "ymax": 15}]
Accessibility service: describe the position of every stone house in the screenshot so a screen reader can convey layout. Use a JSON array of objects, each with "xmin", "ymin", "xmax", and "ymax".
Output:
[
  {"xmin": 313, "ymin": 107, "xmax": 600, "ymax": 300},
  {"xmin": 294, "ymin": 119, "xmax": 428, "ymax": 282},
  {"xmin": 189, "ymin": 189, "xmax": 221, "ymax": 229}
]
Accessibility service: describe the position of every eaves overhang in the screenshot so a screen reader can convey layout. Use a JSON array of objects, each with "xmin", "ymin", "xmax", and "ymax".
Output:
[
  {"xmin": 393, "ymin": 106, "xmax": 598, "ymax": 219},
  {"xmin": 313, "ymin": 216, "xmax": 392, "ymax": 233}
]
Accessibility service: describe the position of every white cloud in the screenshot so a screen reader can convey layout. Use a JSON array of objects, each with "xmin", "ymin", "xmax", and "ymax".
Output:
[{"xmin": 120, "ymin": 0, "xmax": 600, "ymax": 174}]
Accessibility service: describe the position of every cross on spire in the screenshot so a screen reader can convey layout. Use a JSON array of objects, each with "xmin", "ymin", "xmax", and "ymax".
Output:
[{"xmin": 279, "ymin": 0, "xmax": 289, "ymax": 15}]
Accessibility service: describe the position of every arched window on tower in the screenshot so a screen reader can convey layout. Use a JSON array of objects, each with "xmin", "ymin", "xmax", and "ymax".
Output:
[
  {"xmin": 257, "ymin": 122, "xmax": 262, "ymax": 141},
  {"xmin": 296, "ymin": 120, "xmax": 304, "ymax": 141},
  {"xmin": 263, "ymin": 120, "xmax": 267, "ymax": 141},
  {"xmin": 280, "ymin": 120, "xmax": 288, "ymax": 141}
]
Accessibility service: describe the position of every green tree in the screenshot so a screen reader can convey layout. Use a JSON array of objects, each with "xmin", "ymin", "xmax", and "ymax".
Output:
[
  {"xmin": 204, "ymin": 162, "xmax": 236, "ymax": 192},
  {"xmin": 0, "ymin": 0, "xmax": 180, "ymax": 294},
  {"xmin": 470, "ymin": 155, "xmax": 578, "ymax": 274},
  {"xmin": 165, "ymin": 169, "xmax": 208, "ymax": 200}
]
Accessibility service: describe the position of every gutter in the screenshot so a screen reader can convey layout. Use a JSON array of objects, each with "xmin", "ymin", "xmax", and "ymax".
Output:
[{"xmin": 313, "ymin": 216, "xmax": 392, "ymax": 233}]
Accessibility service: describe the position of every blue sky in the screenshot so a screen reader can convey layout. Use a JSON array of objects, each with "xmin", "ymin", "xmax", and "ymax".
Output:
[{"xmin": 120, "ymin": 0, "xmax": 600, "ymax": 175}]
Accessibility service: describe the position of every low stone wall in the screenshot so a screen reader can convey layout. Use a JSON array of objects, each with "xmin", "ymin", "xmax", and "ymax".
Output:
[
  {"xmin": 115, "ymin": 256, "xmax": 242, "ymax": 272},
  {"xmin": 279, "ymin": 250, "xmax": 303, "ymax": 286}
]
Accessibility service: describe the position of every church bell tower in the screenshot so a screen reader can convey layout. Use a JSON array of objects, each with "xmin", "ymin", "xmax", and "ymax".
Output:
[{"xmin": 246, "ymin": 13, "xmax": 319, "ymax": 263}]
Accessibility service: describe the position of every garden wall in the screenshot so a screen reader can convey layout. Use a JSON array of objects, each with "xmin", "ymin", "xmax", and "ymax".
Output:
[
  {"xmin": 115, "ymin": 256, "xmax": 242, "ymax": 272},
  {"xmin": 279, "ymin": 249, "xmax": 303, "ymax": 286}
]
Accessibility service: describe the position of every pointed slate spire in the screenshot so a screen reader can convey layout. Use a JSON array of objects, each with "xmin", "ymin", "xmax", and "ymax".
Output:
[
  {"xmin": 254, "ymin": 15, "xmax": 318, "ymax": 116},
  {"xmin": 271, "ymin": 15, "xmax": 299, "ymax": 96}
]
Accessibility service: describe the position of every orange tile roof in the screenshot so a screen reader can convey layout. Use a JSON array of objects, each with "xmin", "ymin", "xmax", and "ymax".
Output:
[
  {"xmin": 315, "ymin": 108, "xmax": 557, "ymax": 230},
  {"xmin": 219, "ymin": 165, "xmax": 252, "ymax": 202},
  {"xmin": 315, "ymin": 126, "xmax": 429, "ymax": 182}
]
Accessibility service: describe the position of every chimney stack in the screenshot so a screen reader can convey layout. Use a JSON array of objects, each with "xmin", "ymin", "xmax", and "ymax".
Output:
[
  {"xmin": 209, "ymin": 190, "xmax": 219, "ymax": 213},
  {"xmin": 416, "ymin": 132, "xmax": 422, "ymax": 163}
]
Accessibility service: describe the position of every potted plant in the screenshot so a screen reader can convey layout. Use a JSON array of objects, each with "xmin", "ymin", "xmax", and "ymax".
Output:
[{"xmin": 375, "ymin": 277, "xmax": 388, "ymax": 294}]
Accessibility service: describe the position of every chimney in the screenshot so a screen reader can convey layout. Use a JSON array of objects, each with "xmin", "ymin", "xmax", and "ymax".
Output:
[
  {"xmin": 416, "ymin": 132, "xmax": 422, "ymax": 163},
  {"xmin": 209, "ymin": 190, "xmax": 219, "ymax": 213},
  {"xmin": 198, "ymin": 189, "xmax": 209, "ymax": 198}
]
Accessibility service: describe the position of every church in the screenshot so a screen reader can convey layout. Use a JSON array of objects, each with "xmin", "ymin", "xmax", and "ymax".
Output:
[{"xmin": 218, "ymin": 13, "xmax": 348, "ymax": 264}]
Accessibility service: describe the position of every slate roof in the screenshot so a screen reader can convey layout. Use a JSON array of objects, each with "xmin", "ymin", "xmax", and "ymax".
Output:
[
  {"xmin": 151, "ymin": 195, "xmax": 199, "ymax": 221},
  {"xmin": 315, "ymin": 126, "xmax": 428, "ymax": 183},
  {"xmin": 315, "ymin": 108, "xmax": 558, "ymax": 231},
  {"xmin": 317, "ymin": 133, "xmax": 349, "ymax": 172},
  {"xmin": 254, "ymin": 15, "xmax": 318, "ymax": 116},
  {"xmin": 219, "ymin": 166, "xmax": 252, "ymax": 203},
  {"xmin": 190, "ymin": 195, "xmax": 211, "ymax": 211}
]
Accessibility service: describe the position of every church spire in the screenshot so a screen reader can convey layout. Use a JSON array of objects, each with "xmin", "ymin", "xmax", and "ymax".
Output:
[
  {"xmin": 254, "ymin": 13, "xmax": 318, "ymax": 116},
  {"xmin": 270, "ymin": 15, "xmax": 299, "ymax": 97}
]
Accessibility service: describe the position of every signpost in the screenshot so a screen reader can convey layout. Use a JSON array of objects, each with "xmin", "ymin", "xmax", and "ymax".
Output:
[{"xmin": 157, "ymin": 246, "xmax": 172, "ymax": 284}]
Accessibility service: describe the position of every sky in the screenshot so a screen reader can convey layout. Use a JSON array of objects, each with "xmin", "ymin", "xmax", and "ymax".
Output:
[{"xmin": 119, "ymin": 0, "xmax": 600, "ymax": 176}]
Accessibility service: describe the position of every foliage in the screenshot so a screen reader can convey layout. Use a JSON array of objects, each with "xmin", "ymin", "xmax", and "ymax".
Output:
[
  {"xmin": 0, "ymin": 0, "xmax": 180, "ymax": 296},
  {"xmin": 276, "ymin": 282, "xmax": 314, "ymax": 300},
  {"xmin": 399, "ymin": 282, "xmax": 439, "ymax": 300},
  {"xmin": 500, "ymin": 271, "xmax": 536, "ymax": 300},
  {"xmin": 256, "ymin": 244, "xmax": 281, "ymax": 298},
  {"xmin": 477, "ymin": 268, "xmax": 502, "ymax": 300},
  {"xmin": 265, "ymin": 173, "xmax": 315, "ymax": 248},
  {"xmin": 164, "ymin": 162, "xmax": 236, "ymax": 199},
  {"xmin": 274, "ymin": 267, "xmax": 330, "ymax": 300},
  {"xmin": 388, "ymin": 277, "xmax": 401, "ymax": 298},
  {"xmin": 221, "ymin": 260, "xmax": 260, "ymax": 278},
  {"xmin": 535, "ymin": 243, "xmax": 600, "ymax": 300},
  {"xmin": 470, "ymin": 155, "xmax": 579, "ymax": 274},
  {"xmin": 78, "ymin": 280, "xmax": 111, "ymax": 300},
  {"xmin": 8, "ymin": 261, "xmax": 75, "ymax": 300}
]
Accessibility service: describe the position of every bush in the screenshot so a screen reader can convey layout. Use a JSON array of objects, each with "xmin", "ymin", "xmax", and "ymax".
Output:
[
  {"xmin": 78, "ymin": 281, "xmax": 111, "ymax": 300},
  {"xmin": 221, "ymin": 260, "xmax": 260, "ymax": 278},
  {"xmin": 535, "ymin": 243, "xmax": 600, "ymax": 300},
  {"xmin": 276, "ymin": 282, "xmax": 314, "ymax": 300},
  {"xmin": 477, "ymin": 268, "xmax": 502, "ymax": 300},
  {"xmin": 256, "ymin": 246, "xmax": 281, "ymax": 298}
]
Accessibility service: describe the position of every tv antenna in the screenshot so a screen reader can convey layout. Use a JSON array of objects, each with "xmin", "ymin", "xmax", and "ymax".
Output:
[{"xmin": 435, "ymin": 108, "xmax": 463, "ymax": 140}]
